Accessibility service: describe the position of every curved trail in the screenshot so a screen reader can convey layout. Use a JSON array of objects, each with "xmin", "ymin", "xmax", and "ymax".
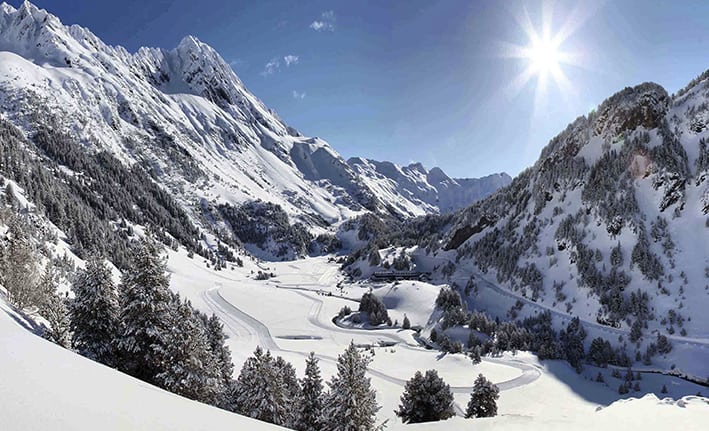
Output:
[{"xmin": 202, "ymin": 286, "xmax": 542, "ymax": 402}]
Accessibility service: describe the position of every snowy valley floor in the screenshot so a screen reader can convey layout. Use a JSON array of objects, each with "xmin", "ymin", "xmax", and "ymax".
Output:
[
  {"xmin": 1, "ymin": 250, "xmax": 707, "ymax": 430},
  {"xmin": 166, "ymin": 251, "xmax": 708, "ymax": 429}
]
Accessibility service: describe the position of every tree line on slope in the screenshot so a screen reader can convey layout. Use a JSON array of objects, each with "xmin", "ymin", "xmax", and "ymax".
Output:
[
  {"xmin": 431, "ymin": 286, "xmax": 672, "ymax": 372},
  {"xmin": 0, "ymin": 118, "xmax": 217, "ymax": 268}
]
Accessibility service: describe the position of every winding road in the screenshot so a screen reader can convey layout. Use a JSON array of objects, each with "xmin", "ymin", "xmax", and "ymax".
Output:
[{"xmin": 201, "ymin": 284, "xmax": 543, "ymax": 409}]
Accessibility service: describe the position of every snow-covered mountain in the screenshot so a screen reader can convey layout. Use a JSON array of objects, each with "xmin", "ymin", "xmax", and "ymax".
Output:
[
  {"xmin": 348, "ymin": 158, "xmax": 511, "ymax": 216},
  {"xmin": 419, "ymin": 79, "xmax": 709, "ymax": 376},
  {"xmin": 0, "ymin": 1, "xmax": 506, "ymax": 243}
]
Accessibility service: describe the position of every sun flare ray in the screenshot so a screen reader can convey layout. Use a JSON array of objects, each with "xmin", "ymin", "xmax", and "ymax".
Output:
[{"xmin": 501, "ymin": 1, "xmax": 595, "ymax": 110}]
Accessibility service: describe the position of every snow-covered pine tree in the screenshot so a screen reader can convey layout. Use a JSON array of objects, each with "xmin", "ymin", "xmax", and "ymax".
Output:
[
  {"xmin": 155, "ymin": 294, "xmax": 223, "ymax": 405},
  {"xmin": 469, "ymin": 345, "xmax": 482, "ymax": 364},
  {"xmin": 275, "ymin": 355, "xmax": 301, "ymax": 427},
  {"xmin": 202, "ymin": 313, "xmax": 234, "ymax": 407},
  {"xmin": 232, "ymin": 346, "xmax": 263, "ymax": 414},
  {"xmin": 37, "ymin": 264, "xmax": 71, "ymax": 348},
  {"xmin": 559, "ymin": 316, "xmax": 587, "ymax": 372},
  {"xmin": 116, "ymin": 237, "xmax": 174, "ymax": 384},
  {"xmin": 0, "ymin": 218, "xmax": 39, "ymax": 308},
  {"xmin": 233, "ymin": 347, "xmax": 292, "ymax": 426},
  {"xmin": 296, "ymin": 352, "xmax": 324, "ymax": 431},
  {"xmin": 359, "ymin": 291, "xmax": 389, "ymax": 326},
  {"xmin": 396, "ymin": 369, "xmax": 455, "ymax": 424},
  {"xmin": 402, "ymin": 314, "xmax": 411, "ymax": 330},
  {"xmin": 69, "ymin": 256, "xmax": 119, "ymax": 366},
  {"xmin": 465, "ymin": 373, "xmax": 500, "ymax": 418},
  {"xmin": 322, "ymin": 342, "xmax": 381, "ymax": 431}
]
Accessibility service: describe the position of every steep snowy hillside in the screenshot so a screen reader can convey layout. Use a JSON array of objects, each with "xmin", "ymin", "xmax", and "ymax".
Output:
[
  {"xmin": 348, "ymin": 158, "xmax": 511, "ymax": 216},
  {"xmin": 423, "ymin": 79, "xmax": 709, "ymax": 376},
  {"xmin": 0, "ymin": 1, "xmax": 506, "ymax": 247},
  {"xmin": 0, "ymin": 1, "xmax": 376, "ymax": 226}
]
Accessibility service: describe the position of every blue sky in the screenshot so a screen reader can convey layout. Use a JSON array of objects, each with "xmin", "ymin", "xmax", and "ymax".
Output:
[{"xmin": 11, "ymin": 0, "xmax": 709, "ymax": 178}]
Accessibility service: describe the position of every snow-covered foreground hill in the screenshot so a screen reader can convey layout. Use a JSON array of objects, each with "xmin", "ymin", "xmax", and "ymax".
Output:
[
  {"xmin": 2, "ymin": 250, "xmax": 707, "ymax": 430},
  {"xmin": 0, "ymin": 299, "xmax": 285, "ymax": 431}
]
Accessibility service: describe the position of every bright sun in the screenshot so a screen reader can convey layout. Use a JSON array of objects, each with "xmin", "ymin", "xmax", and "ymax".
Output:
[
  {"xmin": 526, "ymin": 37, "xmax": 561, "ymax": 74},
  {"xmin": 501, "ymin": 2, "xmax": 593, "ymax": 109}
]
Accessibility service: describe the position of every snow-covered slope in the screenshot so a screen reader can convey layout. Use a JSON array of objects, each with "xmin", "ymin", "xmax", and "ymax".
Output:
[
  {"xmin": 0, "ymin": 298, "xmax": 284, "ymax": 431},
  {"xmin": 348, "ymin": 158, "xmax": 511, "ymax": 216},
  {"xmin": 424, "ymin": 79, "xmax": 709, "ymax": 376},
  {"xmin": 0, "ymin": 1, "xmax": 505, "ymax": 235},
  {"xmin": 0, "ymin": 1, "xmax": 371, "ymax": 226}
]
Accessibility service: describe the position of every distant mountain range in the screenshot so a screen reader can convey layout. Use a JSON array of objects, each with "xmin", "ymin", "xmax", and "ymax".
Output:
[{"xmin": 348, "ymin": 158, "xmax": 511, "ymax": 217}]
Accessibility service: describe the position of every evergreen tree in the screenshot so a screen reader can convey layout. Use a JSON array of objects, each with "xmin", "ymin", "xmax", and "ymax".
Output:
[
  {"xmin": 233, "ymin": 347, "xmax": 293, "ymax": 427},
  {"xmin": 322, "ymin": 342, "xmax": 381, "ymax": 431},
  {"xmin": 37, "ymin": 265, "xmax": 71, "ymax": 349},
  {"xmin": 69, "ymin": 256, "xmax": 119, "ymax": 366},
  {"xmin": 469, "ymin": 346, "xmax": 482, "ymax": 365},
  {"xmin": 116, "ymin": 238, "xmax": 174, "ymax": 383},
  {"xmin": 0, "ymin": 219, "xmax": 39, "ymax": 308},
  {"xmin": 368, "ymin": 249, "xmax": 381, "ymax": 266},
  {"xmin": 155, "ymin": 295, "xmax": 223, "ymax": 405},
  {"xmin": 465, "ymin": 373, "xmax": 499, "ymax": 418},
  {"xmin": 296, "ymin": 353, "xmax": 324, "ymax": 431},
  {"xmin": 396, "ymin": 369, "xmax": 455, "ymax": 424},
  {"xmin": 275, "ymin": 355, "xmax": 301, "ymax": 428},
  {"xmin": 359, "ymin": 291, "xmax": 389, "ymax": 326},
  {"xmin": 402, "ymin": 314, "xmax": 411, "ymax": 330},
  {"xmin": 202, "ymin": 313, "xmax": 234, "ymax": 407},
  {"xmin": 559, "ymin": 316, "xmax": 587, "ymax": 372}
]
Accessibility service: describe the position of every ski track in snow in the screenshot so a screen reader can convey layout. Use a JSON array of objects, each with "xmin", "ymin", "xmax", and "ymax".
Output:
[{"xmin": 201, "ymin": 284, "xmax": 542, "ymax": 412}]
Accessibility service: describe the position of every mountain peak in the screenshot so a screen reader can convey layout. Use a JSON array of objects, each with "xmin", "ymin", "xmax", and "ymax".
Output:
[
  {"xmin": 0, "ymin": 2, "xmax": 15, "ymax": 14},
  {"xmin": 174, "ymin": 34, "xmax": 218, "ymax": 60},
  {"xmin": 593, "ymin": 81, "xmax": 669, "ymax": 138},
  {"xmin": 407, "ymin": 162, "xmax": 426, "ymax": 173},
  {"xmin": 427, "ymin": 166, "xmax": 451, "ymax": 184},
  {"xmin": 178, "ymin": 34, "xmax": 202, "ymax": 49},
  {"xmin": 7, "ymin": 1, "xmax": 53, "ymax": 24}
]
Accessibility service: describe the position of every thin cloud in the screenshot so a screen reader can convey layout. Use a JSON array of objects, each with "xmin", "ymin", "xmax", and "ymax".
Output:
[
  {"xmin": 309, "ymin": 10, "xmax": 336, "ymax": 32},
  {"xmin": 260, "ymin": 58, "xmax": 280, "ymax": 76},
  {"xmin": 229, "ymin": 58, "xmax": 247, "ymax": 70},
  {"xmin": 292, "ymin": 90, "xmax": 306, "ymax": 100},
  {"xmin": 284, "ymin": 55, "xmax": 299, "ymax": 66}
]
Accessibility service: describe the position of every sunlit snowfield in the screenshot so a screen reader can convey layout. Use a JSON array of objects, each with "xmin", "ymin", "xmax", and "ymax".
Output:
[
  {"xmin": 1, "ymin": 247, "xmax": 707, "ymax": 430},
  {"xmin": 162, "ymin": 250, "xmax": 708, "ymax": 430}
]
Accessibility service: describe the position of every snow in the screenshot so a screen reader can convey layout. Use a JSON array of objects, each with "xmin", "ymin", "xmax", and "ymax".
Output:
[
  {"xmin": 162, "ymin": 250, "xmax": 708, "ymax": 430},
  {"xmin": 0, "ymin": 3, "xmax": 706, "ymax": 430},
  {"xmin": 348, "ymin": 157, "xmax": 511, "ymax": 216},
  {"xmin": 0, "ymin": 1, "xmax": 509, "ymax": 234},
  {"xmin": 0, "ymin": 247, "xmax": 706, "ymax": 430},
  {"xmin": 0, "ymin": 298, "xmax": 285, "ymax": 431}
]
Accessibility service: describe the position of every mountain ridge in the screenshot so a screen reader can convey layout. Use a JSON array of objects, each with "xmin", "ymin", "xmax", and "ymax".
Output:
[
  {"xmin": 419, "ymin": 77, "xmax": 709, "ymax": 376},
  {"xmin": 0, "ymin": 1, "xmax": 508, "ymax": 250}
]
